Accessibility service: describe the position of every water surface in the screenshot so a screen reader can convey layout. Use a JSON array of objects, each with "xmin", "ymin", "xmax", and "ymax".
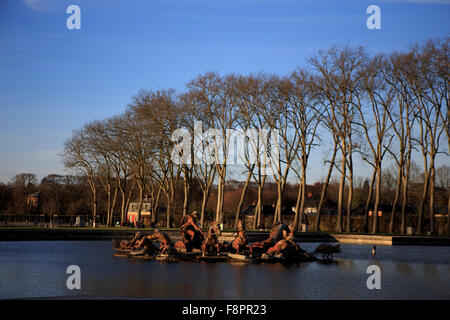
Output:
[{"xmin": 0, "ymin": 241, "xmax": 449, "ymax": 299}]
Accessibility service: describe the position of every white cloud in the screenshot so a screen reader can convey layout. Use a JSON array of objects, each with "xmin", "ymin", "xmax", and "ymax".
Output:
[{"xmin": 22, "ymin": 0, "xmax": 53, "ymax": 12}]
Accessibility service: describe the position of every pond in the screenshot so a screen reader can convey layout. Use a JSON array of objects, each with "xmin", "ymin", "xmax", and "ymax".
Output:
[{"xmin": 0, "ymin": 241, "xmax": 449, "ymax": 299}]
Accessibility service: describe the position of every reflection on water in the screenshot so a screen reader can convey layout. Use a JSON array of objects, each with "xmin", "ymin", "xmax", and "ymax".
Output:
[{"xmin": 0, "ymin": 241, "xmax": 449, "ymax": 299}]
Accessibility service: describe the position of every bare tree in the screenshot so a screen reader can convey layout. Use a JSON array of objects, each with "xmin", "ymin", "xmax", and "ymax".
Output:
[
  {"xmin": 131, "ymin": 89, "xmax": 183, "ymax": 227},
  {"xmin": 62, "ymin": 128, "xmax": 98, "ymax": 227},
  {"xmin": 313, "ymin": 133, "xmax": 338, "ymax": 232},
  {"xmin": 259, "ymin": 75, "xmax": 302, "ymax": 223},
  {"xmin": 235, "ymin": 74, "xmax": 273, "ymax": 228},
  {"xmin": 58, "ymin": 38, "xmax": 448, "ymax": 235},
  {"xmin": 310, "ymin": 46, "xmax": 366, "ymax": 232},
  {"xmin": 182, "ymin": 90, "xmax": 218, "ymax": 227},
  {"xmin": 188, "ymin": 73, "xmax": 239, "ymax": 224},
  {"xmin": 423, "ymin": 38, "xmax": 449, "ymax": 234},
  {"xmin": 382, "ymin": 50, "xmax": 417, "ymax": 234},
  {"xmin": 356, "ymin": 54, "xmax": 394, "ymax": 233},
  {"xmin": 407, "ymin": 43, "xmax": 446, "ymax": 234},
  {"xmin": 287, "ymin": 69, "xmax": 321, "ymax": 230},
  {"xmin": 119, "ymin": 107, "xmax": 156, "ymax": 224},
  {"xmin": 82, "ymin": 120, "xmax": 121, "ymax": 227},
  {"xmin": 103, "ymin": 115, "xmax": 136, "ymax": 224}
]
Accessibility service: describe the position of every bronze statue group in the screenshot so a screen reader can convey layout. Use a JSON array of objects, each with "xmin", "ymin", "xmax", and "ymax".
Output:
[{"xmin": 113, "ymin": 211, "xmax": 340, "ymax": 263}]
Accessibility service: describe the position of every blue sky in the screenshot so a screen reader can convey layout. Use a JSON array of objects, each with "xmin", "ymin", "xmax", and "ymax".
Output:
[{"xmin": 0, "ymin": 0, "xmax": 449, "ymax": 183}]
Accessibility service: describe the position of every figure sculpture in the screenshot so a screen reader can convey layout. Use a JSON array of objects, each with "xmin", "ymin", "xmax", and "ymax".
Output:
[
  {"xmin": 116, "ymin": 232, "xmax": 144, "ymax": 250},
  {"xmin": 231, "ymin": 220, "xmax": 251, "ymax": 254},
  {"xmin": 202, "ymin": 222, "xmax": 222, "ymax": 256},
  {"xmin": 250, "ymin": 222, "xmax": 294, "ymax": 255},
  {"xmin": 146, "ymin": 229, "xmax": 176, "ymax": 254},
  {"xmin": 175, "ymin": 211, "xmax": 205, "ymax": 252}
]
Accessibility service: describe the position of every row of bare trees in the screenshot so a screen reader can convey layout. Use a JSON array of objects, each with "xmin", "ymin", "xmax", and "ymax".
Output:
[{"xmin": 62, "ymin": 38, "xmax": 449, "ymax": 234}]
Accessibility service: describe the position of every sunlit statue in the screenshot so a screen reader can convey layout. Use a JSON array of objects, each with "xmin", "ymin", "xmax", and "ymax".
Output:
[
  {"xmin": 250, "ymin": 222, "xmax": 294, "ymax": 255},
  {"xmin": 266, "ymin": 234, "xmax": 304, "ymax": 256},
  {"xmin": 114, "ymin": 231, "xmax": 144, "ymax": 250},
  {"xmin": 146, "ymin": 228, "xmax": 176, "ymax": 255},
  {"xmin": 231, "ymin": 220, "xmax": 251, "ymax": 255},
  {"xmin": 112, "ymin": 220, "xmax": 322, "ymax": 263},
  {"xmin": 202, "ymin": 222, "xmax": 222, "ymax": 256},
  {"xmin": 133, "ymin": 234, "xmax": 159, "ymax": 254},
  {"xmin": 175, "ymin": 211, "xmax": 205, "ymax": 252}
]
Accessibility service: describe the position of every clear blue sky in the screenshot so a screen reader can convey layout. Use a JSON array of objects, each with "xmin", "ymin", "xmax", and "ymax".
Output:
[{"xmin": 0, "ymin": 0, "xmax": 449, "ymax": 183}]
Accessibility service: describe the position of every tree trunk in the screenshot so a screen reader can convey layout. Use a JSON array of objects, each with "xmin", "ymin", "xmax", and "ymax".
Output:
[
  {"xmin": 124, "ymin": 181, "xmax": 135, "ymax": 223},
  {"xmin": 110, "ymin": 185, "xmax": 118, "ymax": 226},
  {"xmin": 315, "ymin": 144, "xmax": 337, "ymax": 232},
  {"xmin": 336, "ymin": 155, "xmax": 346, "ymax": 232},
  {"xmin": 215, "ymin": 176, "xmax": 221, "ymax": 223},
  {"xmin": 106, "ymin": 187, "xmax": 111, "ymax": 227},
  {"xmin": 447, "ymin": 195, "xmax": 450, "ymax": 235},
  {"xmin": 401, "ymin": 157, "xmax": 411, "ymax": 234},
  {"xmin": 274, "ymin": 181, "xmax": 285, "ymax": 224},
  {"xmin": 182, "ymin": 167, "xmax": 190, "ymax": 217},
  {"xmin": 166, "ymin": 193, "xmax": 171, "ymax": 228},
  {"xmin": 215, "ymin": 170, "xmax": 225, "ymax": 223},
  {"xmin": 447, "ymin": 139, "xmax": 450, "ymax": 235},
  {"xmin": 183, "ymin": 181, "xmax": 190, "ymax": 217},
  {"xmin": 137, "ymin": 182, "xmax": 143, "ymax": 224},
  {"xmin": 254, "ymin": 197, "xmax": 261, "ymax": 230},
  {"xmin": 219, "ymin": 168, "xmax": 226, "ymax": 224},
  {"xmin": 364, "ymin": 169, "xmax": 376, "ymax": 232},
  {"xmin": 235, "ymin": 169, "xmax": 252, "ymax": 228},
  {"xmin": 346, "ymin": 157, "xmax": 353, "ymax": 233},
  {"xmin": 256, "ymin": 175, "xmax": 266, "ymax": 229},
  {"xmin": 298, "ymin": 170, "xmax": 307, "ymax": 230},
  {"xmin": 152, "ymin": 187, "xmax": 161, "ymax": 224},
  {"xmin": 417, "ymin": 166, "xmax": 431, "ymax": 235},
  {"xmin": 120, "ymin": 188, "xmax": 126, "ymax": 224},
  {"xmin": 92, "ymin": 188, "xmax": 97, "ymax": 228},
  {"xmin": 293, "ymin": 182, "xmax": 302, "ymax": 228},
  {"xmin": 200, "ymin": 188, "xmax": 210, "ymax": 228},
  {"xmin": 429, "ymin": 162, "xmax": 436, "ymax": 234},
  {"xmin": 389, "ymin": 165, "xmax": 402, "ymax": 234},
  {"xmin": 372, "ymin": 166, "xmax": 381, "ymax": 234}
]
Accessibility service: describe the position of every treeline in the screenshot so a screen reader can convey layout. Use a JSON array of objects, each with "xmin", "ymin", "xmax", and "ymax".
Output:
[
  {"xmin": 0, "ymin": 171, "xmax": 447, "ymax": 231},
  {"xmin": 0, "ymin": 167, "xmax": 448, "ymax": 231},
  {"xmin": 58, "ymin": 38, "xmax": 449, "ymax": 234},
  {"xmin": 0, "ymin": 174, "xmax": 91, "ymax": 217}
]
